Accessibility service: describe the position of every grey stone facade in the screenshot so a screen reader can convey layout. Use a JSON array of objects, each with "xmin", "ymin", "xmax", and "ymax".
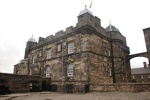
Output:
[
  {"xmin": 144, "ymin": 27, "xmax": 150, "ymax": 63},
  {"xmin": 14, "ymin": 7, "xmax": 131, "ymax": 92}
]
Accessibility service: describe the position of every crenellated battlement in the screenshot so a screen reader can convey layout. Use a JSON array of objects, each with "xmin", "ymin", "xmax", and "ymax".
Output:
[{"xmin": 66, "ymin": 26, "xmax": 74, "ymax": 34}]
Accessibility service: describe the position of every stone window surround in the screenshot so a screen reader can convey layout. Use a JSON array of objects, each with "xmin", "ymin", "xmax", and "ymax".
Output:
[
  {"xmin": 38, "ymin": 49, "xmax": 43, "ymax": 57},
  {"xmin": 102, "ymin": 41, "xmax": 107, "ymax": 47},
  {"xmin": 132, "ymin": 75, "xmax": 135, "ymax": 79},
  {"xmin": 32, "ymin": 55, "xmax": 36, "ymax": 64},
  {"xmin": 108, "ymin": 49, "xmax": 111, "ymax": 56},
  {"xmin": 141, "ymin": 75, "xmax": 144, "ymax": 79},
  {"xmin": 56, "ymin": 43, "xmax": 62, "ymax": 53},
  {"xmin": 46, "ymin": 48, "xmax": 52, "ymax": 59},
  {"xmin": 29, "ymin": 69, "xmax": 32, "ymax": 75},
  {"xmin": 46, "ymin": 66, "xmax": 50, "ymax": 77}
]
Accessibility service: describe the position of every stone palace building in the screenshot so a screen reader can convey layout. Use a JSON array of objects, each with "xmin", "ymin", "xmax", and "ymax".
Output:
[{"xmin": 13, "ymin": 6, "xmax": 131, "ymax": 92}]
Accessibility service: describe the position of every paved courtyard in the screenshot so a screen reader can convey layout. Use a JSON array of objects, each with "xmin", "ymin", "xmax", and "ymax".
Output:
[{"xmin": 1, "ymin": 92, "xmax": 150, "ymax": 100}]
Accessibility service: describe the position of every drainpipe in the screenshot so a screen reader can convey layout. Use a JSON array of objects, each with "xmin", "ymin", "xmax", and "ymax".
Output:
[
  {"xmin": 61, "ymin": 40, "xmax": 64, "ymax": 89},
  {"xmin": 110, "ymin": 32, "xmax": 115, "ymax": 83},
  {"xmin": 27, "ymin": 58, "xmax": 30, "ymax": 75}
]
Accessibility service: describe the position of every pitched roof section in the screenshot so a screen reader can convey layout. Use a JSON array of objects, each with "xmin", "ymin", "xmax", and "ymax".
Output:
[{"xmin": 131, "ymin": 68, "xmax": 150, "ymax": 74}]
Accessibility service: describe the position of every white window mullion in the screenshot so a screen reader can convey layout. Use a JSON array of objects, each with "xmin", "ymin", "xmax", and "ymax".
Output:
[
  {"xmin": 68, "ymin": 42, "xmax": 74, "ymax": 54},
  {"xmin": 67, "ymin": 64, "xmax": 74, "ymax": 76}
]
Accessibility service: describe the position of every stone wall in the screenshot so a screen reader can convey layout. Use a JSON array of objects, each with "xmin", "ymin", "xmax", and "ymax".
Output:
[
  {"xmin": 132, "ymin": 74, "xmax": 150, "ymax": 83},
  {"xmin": 51, "ymin": 81, "xmax": 88, "ymax": 93},
  {"xmin": 90, "ymin": 83, "xmax": 150, "ymax": 92},
  {"xmin": 89, "ymin": 53, "xmax": 112, "ymax": 84},
  {"xmin": 87, "ymin": 32, "xmax": 130, "ymax": 83},
  {"xmin": 0, "ymin": 73, "xmax": 46, "ymax": 93}
]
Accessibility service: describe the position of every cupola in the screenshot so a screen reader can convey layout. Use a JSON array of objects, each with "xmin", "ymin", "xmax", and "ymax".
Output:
[
  {"xmin": 106, "ymin": 21, "xmax": 120, "ymax": 32},
  {"xmin": 79, "ymin": 5, "xmax": 93, "ymax": 16},
  {"xmin": 28, "ymin": 35, "xmax": 36, "ymax": 42}
]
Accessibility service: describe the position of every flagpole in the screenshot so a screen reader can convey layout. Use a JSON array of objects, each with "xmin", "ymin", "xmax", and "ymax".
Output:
[
  {"xmin": 92, "ymin": 0, "xmax": 93, "ymax": 14},
  {"xmin": 89, "ymin": 0, "xmax": 93, "ymax": 14}
]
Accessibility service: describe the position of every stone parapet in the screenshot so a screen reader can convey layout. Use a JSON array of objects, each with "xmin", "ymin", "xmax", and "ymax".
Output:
[
  {"xmin": 90, "ymin": 83, "xmax": 150, "ymax": 92},
  {"xmin": 0, "ymin": 73, "xmax": 46, "ymax": 93}
]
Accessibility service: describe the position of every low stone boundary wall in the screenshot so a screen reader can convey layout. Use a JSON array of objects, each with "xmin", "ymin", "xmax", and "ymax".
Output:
[
  {"xmin": 90, "ymin": 83, "xmax": 150, "ymax": 92},
  {"xmin": 0, "ymin": 73, "xmax": 50, "ymax": 94}
]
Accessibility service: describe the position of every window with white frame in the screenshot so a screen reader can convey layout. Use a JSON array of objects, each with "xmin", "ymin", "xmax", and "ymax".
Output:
[
  {"xmin": 141, "ymin": 75, "xmax": 143, "ymax": 79},
  {"xmin": 132, "ymin": 75, "xmax": 135, "ymax": 79},
  {"xmin": 47, "ymin": 49, "xmax": 51, "ymax": 59},
  {"xmin": 109, "ymin": 69, "xmax": 112, "ymax": 76},
  {"xmin": 68, "ymin": 42, "xmax": 74, "ymax": 54},
  {"xmin": 29, "ymin": 70, "xmax": 32, "ymax": 75},
  {"xmin": 67, "ymin": 63, "xmax": 74, "ymax": 76},
  {"xmin": 39, "ymin": 50, "xmax": 42, "ymax": 57},
  {"xmin": 108, "ymin": 49, "xmax": 111, "ymax": 56},
  {"xmin": 57, "ymin": 43, "xmax": 62, "ymax": 52},
  {"xmin": 32, "ymin": 55, "xmax": 36, "ymax": 64},
  {"xmin": 122, "ymin": 75, "xmax": 125, "ymax": 81},
  {"xmin": 46, "ymin": 67, "xmax": 50, "ymax": 77},
  {"xmin": 103, "ymin": 62, "xmax": 107, "ymax": 75}
]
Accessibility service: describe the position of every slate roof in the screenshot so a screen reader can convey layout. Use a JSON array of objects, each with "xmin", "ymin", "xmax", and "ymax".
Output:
[
  {"xmin": 131, "ymin": 67, "xmax": 150, "ymax": 74},
  {"xmin": 106, "ymin": 24, "xmax": 120, "ymax": 32},
  {"xmin": 79, "ymin": 6, "xmax": 93, "ymax": 16},
  {"xmin": 28, "ymin": 35, "xmax": 36, "ymax": 42}
]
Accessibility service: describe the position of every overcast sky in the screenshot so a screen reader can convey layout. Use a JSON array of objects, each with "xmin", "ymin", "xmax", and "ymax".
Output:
[{"xmin": 0, "ymin": 0, "xmax": 150, "ymax": 73}]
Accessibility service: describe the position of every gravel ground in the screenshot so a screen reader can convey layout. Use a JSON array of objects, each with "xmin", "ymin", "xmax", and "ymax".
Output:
[{"xmin": 1, "ymin": 92, "xmax": 150, "ymax": 100}]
